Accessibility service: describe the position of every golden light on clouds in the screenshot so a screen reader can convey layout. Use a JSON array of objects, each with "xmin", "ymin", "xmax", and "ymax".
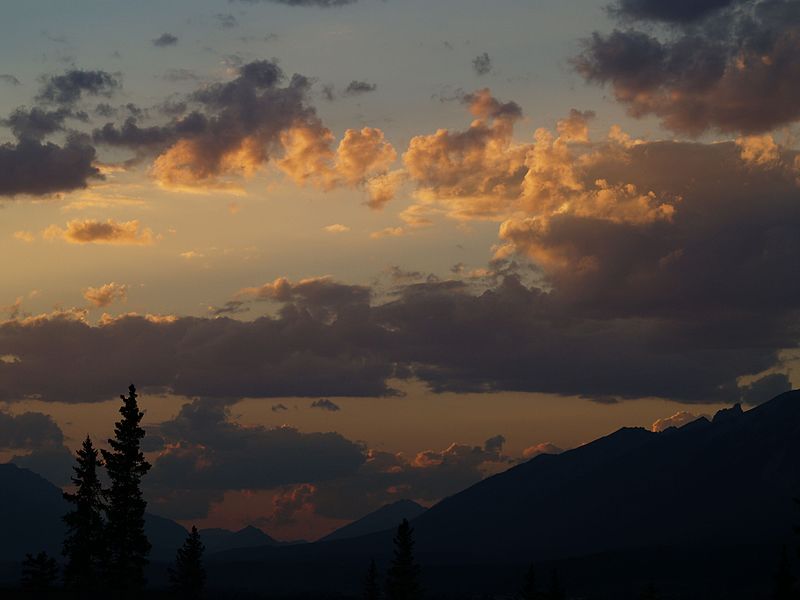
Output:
[{"xmin": 43, "ymin": 219, "xmax": 156, "ymax": 245}]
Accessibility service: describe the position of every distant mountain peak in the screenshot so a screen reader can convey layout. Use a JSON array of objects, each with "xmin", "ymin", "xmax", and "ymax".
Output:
[{"xmin": 713, "ymin": 403, "xmax": 743, "ymax": 424}]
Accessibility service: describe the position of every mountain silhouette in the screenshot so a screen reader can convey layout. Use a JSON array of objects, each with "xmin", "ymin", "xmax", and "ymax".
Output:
[
  {"xmin": 320, "ymin": 499, "xmax": 426, "ymax": 543},
  {"xmin": 0, "ymin": 462, "xmax": 187, "ymax": 562},
  {"xmin": 200, "ymin": 526, "xmax": 280, "ymax": 554},
  {"xmin": 208, "ymin": 391, "xmax": 800, "ymax": 597}
]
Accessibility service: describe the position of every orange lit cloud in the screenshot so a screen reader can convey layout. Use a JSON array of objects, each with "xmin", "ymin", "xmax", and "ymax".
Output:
[
  {"xmin": 651, "ymin": 411, "xmax": 702, "ymax": 432},
  {"xmin": 83, "ymin": 282, "xmax": 128, "ymax": 308},
  {"xmin": 43, "ymin": 218, "xmax": 155, "ymax": 245}
]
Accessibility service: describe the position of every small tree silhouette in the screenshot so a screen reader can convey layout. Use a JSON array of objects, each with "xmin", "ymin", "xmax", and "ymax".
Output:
[
  {"xmin": 63, "ymin": 435, "xmax": 106, "ymax": 595},
  {"xmin": 385, "ymin": 519, "xmax": 422, "ymax": 600},
  {"xmin": 169, "ymin": 526, "xmax": 206, "ymax": 599},
  {"xmin": 773, "ymin": 545, "xmax": 796, "ymax": 600},
  {"xmin": 519, "ymin": 564, "xmax": 540, "ymax": 600},
  {"xmin": 101, "ymin": 384, "xmax": 152, "ymax": 594},
  {"xmin": 546, "ymin": 569, "xmax": 565, "ymax": 600},
  {"xmin": 640, "ymin": 581, "xmax": 661, "ymax": 600},
  {"xmin": 364, "ymin": 558, "xmax": 381, "ymax": 600},
  {"xmin": 21, "ymin": 551, "xmax": 59, "ymax": 591}
]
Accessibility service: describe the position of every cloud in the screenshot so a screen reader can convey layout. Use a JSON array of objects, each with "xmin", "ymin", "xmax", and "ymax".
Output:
[
  {"xmin": 574, "ymin": 1, "xmax": 800, "ymax": 134},
  {"xmin": 83, "ymin": 282, "xmax": 128, "ymax": 308},
  {"xmin": 522, "ymin": 443, "xmax": 564, "ymax": 459},
  {"xmin": 651, "ymin": 411, "xmax": 702, "ymax": 432},
  {"xmin": 739, "ymin": 373, "xmax": 792, "ymax": 405},
  {"xmin": 152, "ymin": 33, "xmax": 178, "ymax": 47},
  {"xmin": 37, "ymin": 69, "xmax": 120, "ymax": 106},
  {"xmin": 0, "ymin": 74, "xmax": 20, "ymax": 86},
  {"xmin": 310, "ymin": 398, "xmax": 340, "ymax": 412},
  {"xmin": 215, "ymin": 13, "xmax": 238, "ymax": 29},
  {"xmin": 92, "ymin": 59, "xmax": 398, "ymax": 198},
  {"xmin": 13, "ymin": 231, "xmax": 35, "ymax": 243},
  {"xmin": 0, "ymin": 136, "xmax": 101, "ymax": 197},
  {"xmin": 0, "ymin": 410, "xmax": 64, "ymax": 450},
  {"xmin": 146, "ymin": 399, "xmax": 365, "ymax": 518},
  {"xmin": 610, "ymin": 0, "xmax": 741, "ymax": 23},
  {"xmin": 323, "ymin": 224, "xmax": 350, "ymax": 233},
  {"xmin": 472, "ymin": 52, "xmax": 492, "ymax": 76},
  {"xmin": 272, "ymin": 403, "xmax": 289, "ymax": 412},
  {"xmin": 344, "ymin": 80, "xmax": 377, "ymax": 95},
  {"xmin": 43, "ymin": 219, "xmax": 155, "ymax": 245}
]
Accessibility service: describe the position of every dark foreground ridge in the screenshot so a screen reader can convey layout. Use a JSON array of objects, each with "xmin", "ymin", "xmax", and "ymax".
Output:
[{"xmin": 1, "ymin": 390, "xmax": 799, "ymax": 598}]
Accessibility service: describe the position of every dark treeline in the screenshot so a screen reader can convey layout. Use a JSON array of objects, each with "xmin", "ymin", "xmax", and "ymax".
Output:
[{"xmin": 2, "ymin": 383, "xmax": 799, "ymax": 599}]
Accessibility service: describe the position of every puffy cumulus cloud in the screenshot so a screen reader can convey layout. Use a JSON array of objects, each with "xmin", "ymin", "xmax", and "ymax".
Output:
[
  {"xmin": 83, "ymin": 282, "xmax": 128, "ymax": 308},
  {"xmin": 402, "ymin": 89, "xmax": 674, "ymax": 227},
  {"xmin": 93, "ymin": 59, "xmax": 397, "ymax": 201},
  {"xmin": 2, "ymin": 106, "xmax": 73, "ymax": 141},
  {"xmin": 310, "ymin": 398, "xmax": 340, "ymax": 412},
  {"xmin": 0, "ymin": 136, "xmax": 100, "ymax": 197},
  {"xmin": 522, "ymin": 442, "xmax": 564, "ymax": 459},
  {"xmin": 43, "ymin": 219, "xmax": 155, "ymax": 245},
  {"xmin": 651, "ymin": 411, "xmax": 703, "ymax": 432},
  {"xmin": 736, "ymin": 134, "xmax": 781, "ymax": 166},
  {"xmin": 37, "ymin": 69, "xmax": 120, "ymax": 106},
  {"xmin": 323, "ymin": 223, "xmax": 350, "ymax": 233},
  {"xmin": 278, "ymin": 125, "xmax": 398, "ymax": 205},
  {"xmin": 574, "ymin": 0, "xmax": 800, "ymax": 134},
  {"xmin": 145, "ymin": 399, "xmax": 365, "ymax": 518},
  {"xmin": 152, "ymin": 33, "xmax": 178, "ymax": 47}
]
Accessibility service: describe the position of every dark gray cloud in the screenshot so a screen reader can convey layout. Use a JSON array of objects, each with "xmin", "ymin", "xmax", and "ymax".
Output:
[
  {"xmin": 0, "ymin": 135, "xmax": 101, "ymax": 197},
  {"xmin": 145, "ymin": 399, "xmax": 365, "ymax": 518},
  {"xmin": 272, "ymin": 403, "xmax": 289, "ymax": 412},
  {"xmin": 0, "ymin": 410, "xmax": 64, "ymax": 450},
  {"xmin": 575, "ymin": 0, "xmax": 800, "ymax": 134},
  {"xmin": 152, "ymin": 33, "xmax": 178, "ymax": 47},
  {"xmin": 37, "ymin": 69, "xmax": 120, "ymax": 106},
  {"xmin": 344, "ymin": 80, "xmax": 377, "ymax": 95},
  {"xmin": 310, "ymin": 398, "xmax": 340, "ymax": 412},
  {"xmin": 740, "ymin": 373, "xmax": 792, "ymax": 405},
  {"xmin": 610, "ymin": 0, "xmax": 742, "ymax": 23},
  {"xmin": 472, "ymin": 52, "xmax": 492, "ymax": 76},
  {"xmin": 2, "ymin": 107, "xmax": 72, "ymax": 141}
]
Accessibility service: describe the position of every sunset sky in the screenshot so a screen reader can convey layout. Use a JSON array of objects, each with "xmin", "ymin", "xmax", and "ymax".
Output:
[{"xmin": 2, "ymin": 0, "xmax": 799, "ymax": 540}]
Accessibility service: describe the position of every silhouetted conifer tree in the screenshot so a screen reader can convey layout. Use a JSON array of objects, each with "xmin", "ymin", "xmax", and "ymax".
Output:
[
  {"xmin": 640, "ymin": 581, "xmax": 660, "ymax": 600},
  {"xmin": 519, "ymin": 564, "xmax": 540, "ymax": 600},
  {"xmin": 546, "ymin": 569, "xmax": 564, "ymax": 600},
  {"xmin": 364, "ymin": 558, "xmax": 381, "ymax": 600},
  {"xmin": 774, "ymin": 546, "xmax": 796, "ymax": 600},
  {"xmin": 385, "ymin": 519, "xmax": 422, "ymax": 600},
  {"xmin": 101, "ymin": 384, "xmax": 151, "ymax": 596},
  {"xmin": 63, "ymin": 435, "xmax": 106, "ymax": 596},
  {"xmin": 169, "ymin": 526, "xmax": 206, "ymax": 599},
  {"xmin": 21, "ymin": 551, "xmax": 59, "ymax": 591}
]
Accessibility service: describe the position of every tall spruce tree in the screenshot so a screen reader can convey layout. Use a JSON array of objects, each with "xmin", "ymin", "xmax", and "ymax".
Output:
[
  {"xmin": 364, "ymin": 558, "xmax": 381, "ymax": 600},
  {"xmin": 63, "ymin": 435, "xmax": 106, "ymax": 596},
  {"xmin": 385, "ymin": 519, "xmax": 422, "ymax": 600},
  {"xmin": 21, "ymin": 551, "xmax": 59, "ymax": 592},
  {"xmin": 774, "ymin": 546, "xmax": 796, "ymax": 600},
  {"xmin": 546, "ymin": 569, "xmax": 565, "ymax": 600},
  {"xmin": 101, "ymin": 384, "xmax": 151, "ymax": 596},
  {"xmin": 169, "ymin": 526, "xmax": 206, "ymax": 599},
  {"xmin": 520, "ymin": 564, "xmax": 540, "ymax": 600}
]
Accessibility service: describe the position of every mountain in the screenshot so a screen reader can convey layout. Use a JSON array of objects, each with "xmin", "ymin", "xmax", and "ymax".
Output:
[
  {"xmin": 210, "ymin": 391, "xmax": 800, "ymax": 598},
  {"xmin": 319, "ymin": 499, "xmax": 426, "ymax": 543},
  {"xmin": 0, "ymin": 462, "xmax": 187, "ymax": 562},
  {"xmin": 200, "ymin": 526, "xmax": 279, "ymax": 554}
]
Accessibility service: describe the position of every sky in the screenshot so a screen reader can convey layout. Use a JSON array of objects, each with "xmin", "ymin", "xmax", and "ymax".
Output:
[{"xmin": 1, "ymin": 0, "xmax": 800, "ymax": 541}]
